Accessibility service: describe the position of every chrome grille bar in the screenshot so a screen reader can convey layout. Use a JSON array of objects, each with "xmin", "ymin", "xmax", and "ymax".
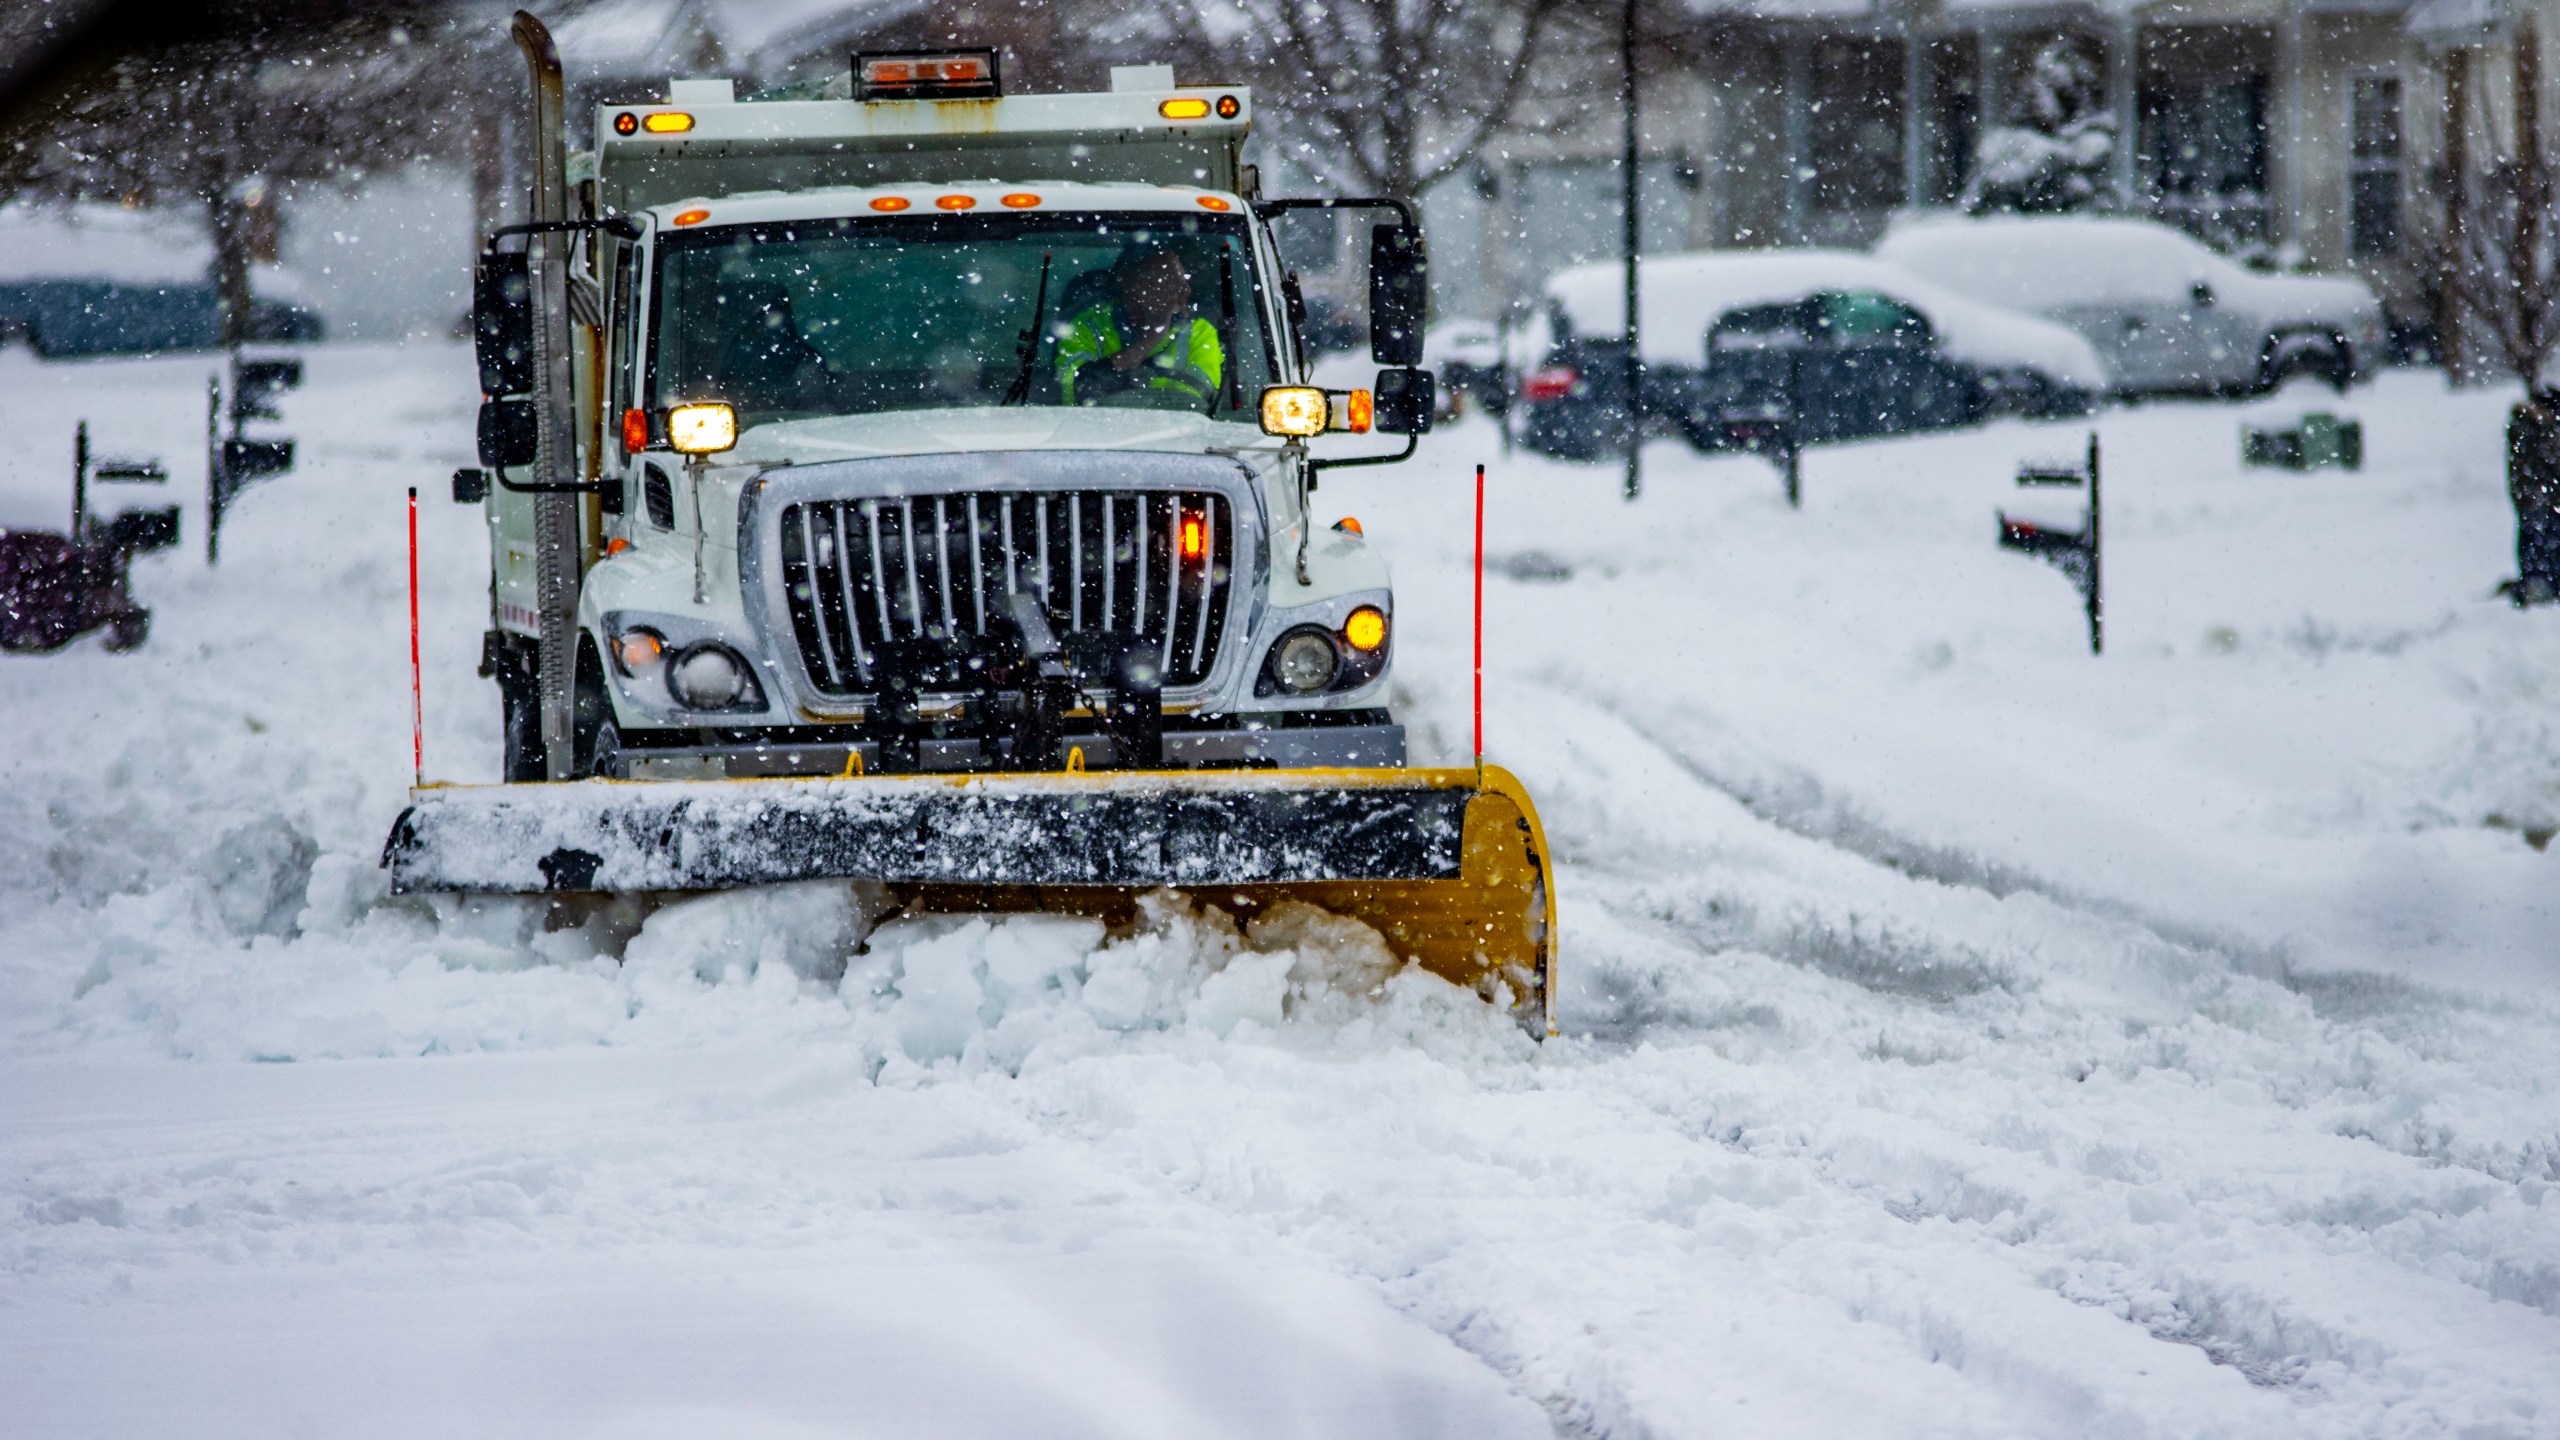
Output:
[{"xmin": 778, "ymin": 489, "xmax": 1233, "ymax": 699}]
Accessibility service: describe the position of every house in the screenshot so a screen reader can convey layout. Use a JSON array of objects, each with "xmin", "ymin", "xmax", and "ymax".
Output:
[{"xmin": 1425, "ymin": 0, "xmax": 2560, "ymax": 350}]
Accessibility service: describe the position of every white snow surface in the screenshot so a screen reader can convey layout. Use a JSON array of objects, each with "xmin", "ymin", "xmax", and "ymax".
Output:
[
  {"xmin": 1533, "ymin": 249, "xmax": 2109, "ymax": 388},
  {"xmin": 4, "ymin": 341, "xmax": 2560, "ymax": 1438}
]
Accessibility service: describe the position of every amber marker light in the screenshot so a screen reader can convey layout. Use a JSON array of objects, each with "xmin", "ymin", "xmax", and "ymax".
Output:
[
  {"xmin": 672, "ymin": 207, "xmax": 710, "ymax": 227},
  {"xmin": 1195, "ymin": 195, "xmax": 1233, "ymax": 212},
  {"xmin": 614, "ymin": 628, "xmax": 665, "ymax": 673},
  {"xmin": 621, "ymin": 407, "xmax": 648, "ymax": 453},
  {"xmin": 667, "ymin": 401, "xmax": 737, "ymax": 454},
  {"xmin": 1215, "ymin": 94, "xmax": 1241, "ymax": 118},
  {"xmin": 1159, "ymin": 97, "xmax": 1211, "ymax": 120},
  {"xmin": 1259, "ymin": 385, "xmax": 1327, "ymax": 438},
  {"xmin": 935, "ymin": 194, "xmax": 977, "ymax": 210},
  {"xmin": 642, "ymin": 112, "xmax": 694, "ymax": 133},
  {"xmin": 1345, "ymin": 388, "xmax": 1374, "ymax": 434},
  {"xmin": 613, "ymin": 112, "xmax": 639, "ymax": 135},
  {"xmin": 869, "ymin": 196, "xmax": 911, "ymax": 212},
  {"xmin": 1000, "ymin": 192, "xmax": 1042, "ymax": 208},
  {"xmin": 1343, "ymin": 606, "xmax": 1388, "ymax": 653},
  {"xmin": 1180, "ymin": 514, "xmax": 1208, "ymax": 561}
]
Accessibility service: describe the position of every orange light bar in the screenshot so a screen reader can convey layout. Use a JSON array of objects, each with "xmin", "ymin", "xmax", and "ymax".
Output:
[
  {"xmin": 621, "ymin": 407, "xmax": 648, "ymax": 453},
  {"xmin": 1159, "ymin": 97, "xmax": 1211, "ymax": 120},
  {"xmin": 1180, "ymin": 514, "xmax": 1208, "ymax": 561},
  {"xmin": 1195, "ymin": 195, "xmax": 1232, "ymax": 212},
  {"xmin": 642, "ymin": 112, "xmax": 693, "ymax": 134},
  {"xmin": 935, "ymin": 194, "xmax": 977, "ymax": 211},
  {"xmin": 1000, "ymin": 192, "xmax": 1041, "ymax": 208},
  {"xmin": 671, "ymin": 207, "xmax": 710, "ymax": 227},
  {"xmin": 869, "ymin": 196, "xmax": 911, "ymax": 212},
  {"xmin": 857, "ymin": 50, "xmax": 1000, "ymax": 101}
]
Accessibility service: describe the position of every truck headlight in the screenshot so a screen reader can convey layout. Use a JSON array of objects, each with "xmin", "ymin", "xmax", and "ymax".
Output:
[
  {"xmin": 1268, "ymin": 628, "xmax": 1340, "ymax": 694},
  {"xmin": 1260, "ymin": 386, "xmax": 1328, "ymax": 438},
  {"xmin": 612, "ymin": 627, "xmax": 666, "ymax": 676},
  {"xmin": 668, "ymin": 643, "xmax": 756, "ymax": 710},
  {"xmin": 668, "ymin": 402, "xmax": 737, "ymax": 455}
]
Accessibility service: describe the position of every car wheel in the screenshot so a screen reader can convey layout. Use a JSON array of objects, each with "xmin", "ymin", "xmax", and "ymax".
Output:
[{"xmin": 2259, "ymin": 333, "xmax": 2349, "ymax": 394}]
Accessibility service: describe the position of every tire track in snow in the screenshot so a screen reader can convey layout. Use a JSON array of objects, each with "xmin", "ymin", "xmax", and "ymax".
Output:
[{"xmin": 1481, "ymin": 673, "xmax": 2560, "ymax": 1429}]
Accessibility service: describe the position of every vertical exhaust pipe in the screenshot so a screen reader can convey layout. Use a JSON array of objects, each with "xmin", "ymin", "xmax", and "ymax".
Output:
[{"xmin": 512, "ymin": 10, "xmax": 582, "ymax": 781}]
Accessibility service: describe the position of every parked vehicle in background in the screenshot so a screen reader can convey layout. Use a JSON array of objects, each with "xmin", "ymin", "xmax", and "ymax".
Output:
[
  {"xmin": 1424, "ymin": 318, "xmax": 1505, "ymax": 421},
  {"xmin": 0, "ymin": 203, "xmax": 322, "ymax": 359},
  {"xmin": 0, "ymin": 281, "xmax": 322, "ymax": 358},
  {"xmin": 1875, "ymin": 214, "xmax": 2386, "ymax": 398},
  {"xmin": 1512, "ymin": 250, "xmax": 2104, "ymax": 461}
]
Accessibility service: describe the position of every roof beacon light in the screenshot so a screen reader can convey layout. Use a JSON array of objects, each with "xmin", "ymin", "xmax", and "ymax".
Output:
[
  {"xmin": 641, "ymin": 111, "xmax": 693, "ymax": 133},
  {"xmin": 856, "ymin": 48, "xmax": 1002, "ymax": 102}
]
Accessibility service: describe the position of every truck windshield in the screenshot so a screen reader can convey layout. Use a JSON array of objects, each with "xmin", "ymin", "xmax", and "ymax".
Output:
[{"xmin": 650, "ymin": 211, "xmax": 1276, "ymax": 423}]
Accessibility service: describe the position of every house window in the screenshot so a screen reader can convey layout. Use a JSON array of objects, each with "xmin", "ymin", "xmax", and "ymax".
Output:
[
  {"xmin": 2350, "ymin": 74, "xmax": 2402, "ymax": 256},
  {"xmin": 1808, "ymin": 39, "xmax": 1906, "ymax": 212}
]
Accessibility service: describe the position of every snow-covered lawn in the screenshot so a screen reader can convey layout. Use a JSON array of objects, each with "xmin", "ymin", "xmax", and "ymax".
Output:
[{"xmin": 3, "ymin": 342, "xmax": 2556, "ymax": 1439}]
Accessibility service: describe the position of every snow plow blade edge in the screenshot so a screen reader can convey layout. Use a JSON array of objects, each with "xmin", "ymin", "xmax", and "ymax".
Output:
[{"xmin": 384, "ymin": 766, "xmax": 1556, "ymax": 1032}]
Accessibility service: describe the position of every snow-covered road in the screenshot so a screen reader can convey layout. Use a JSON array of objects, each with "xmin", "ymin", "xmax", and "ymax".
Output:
[{"xmin": 4, "ymin": 342, "xmax": 2557, "ymax": 1438}]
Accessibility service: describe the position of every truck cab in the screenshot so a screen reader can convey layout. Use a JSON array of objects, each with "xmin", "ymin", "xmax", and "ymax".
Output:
[{"xmin": 466, "ymin": 54, "xmax": 1432, "ymax": 783}]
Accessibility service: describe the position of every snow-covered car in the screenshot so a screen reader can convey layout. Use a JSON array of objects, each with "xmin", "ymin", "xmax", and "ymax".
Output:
[
  {"xmin": 1424, "ymin": 317, "xmax": 1505, "ymax": 420},
  {"xmin": 1875, "ymin": 213, "xmax": 2387, "ymax": 397},
  {"xmin": 1512, "ymin": 250, "xmax": 2106, "ymax": 460}
]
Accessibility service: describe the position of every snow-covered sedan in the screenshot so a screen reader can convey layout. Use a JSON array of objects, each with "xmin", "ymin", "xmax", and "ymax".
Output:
[
  {"xmin": 1513, "ymin": 250, "xmax": 2106, "ymax": 460},
  {"xmin": 1875, "ymin": 213, "xmax": 2387, "ymax": 398}
]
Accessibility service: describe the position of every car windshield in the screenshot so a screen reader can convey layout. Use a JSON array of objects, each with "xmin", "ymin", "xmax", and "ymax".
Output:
[{"xmin": 650, "ymin": 211, "xmax": 1276, "ymax": 424}]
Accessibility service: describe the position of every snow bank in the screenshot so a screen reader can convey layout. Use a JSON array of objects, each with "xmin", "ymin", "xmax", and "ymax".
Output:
[{"xmin": 1537, "ymin": 248, "xmax": 2109, "ymax": 388}]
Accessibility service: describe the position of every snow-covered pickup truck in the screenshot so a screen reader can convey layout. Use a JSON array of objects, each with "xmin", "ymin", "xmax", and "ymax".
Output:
[{"xmin": 1876, "ymin": 214, "xmax": 2387, "ymax": 398}]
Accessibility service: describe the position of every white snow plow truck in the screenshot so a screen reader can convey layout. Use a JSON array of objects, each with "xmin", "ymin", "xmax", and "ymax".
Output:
[{"xmin": 383, "ymin": 15, "xmax": 1557, "ymax": 1031}]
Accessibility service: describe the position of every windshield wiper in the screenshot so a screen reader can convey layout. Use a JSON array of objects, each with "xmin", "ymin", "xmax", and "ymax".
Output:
[{"xmin": 1002, "ymin": 252, "xmax": 1053, "ymax": 406}]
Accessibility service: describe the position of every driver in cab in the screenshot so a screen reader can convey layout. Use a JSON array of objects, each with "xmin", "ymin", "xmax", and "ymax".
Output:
[{"xmin": 1055, "ymin": 246, "xmax": 1224, "ymax": 409}]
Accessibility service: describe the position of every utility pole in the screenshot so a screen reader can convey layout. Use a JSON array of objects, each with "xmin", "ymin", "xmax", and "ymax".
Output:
[{"xmin": 1621, "ymin": 0, "xmax": 1642, "ymax": 500}]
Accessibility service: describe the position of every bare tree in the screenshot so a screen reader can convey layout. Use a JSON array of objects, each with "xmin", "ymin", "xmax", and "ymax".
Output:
[
  {"xmin": 2435, "ymin": 23, "xmax": 2560, "ymax": 597},
  {"xmin": 0, "ymin": 4, "xmax": 484, "ymax": 346},
  {"xmin": 1128, "ymin": 0, "xmax": 1579, "ymax": 202}
]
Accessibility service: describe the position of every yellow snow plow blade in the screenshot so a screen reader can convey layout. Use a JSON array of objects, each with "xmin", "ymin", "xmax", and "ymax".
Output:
[{"xmin": 384, "ymin": 766, "xmax": 1556, "ymax": 1032}]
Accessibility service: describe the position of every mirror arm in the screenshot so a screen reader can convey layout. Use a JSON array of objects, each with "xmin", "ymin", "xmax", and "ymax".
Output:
[
  {"xmin": 483, "ymin": 216, "xmax": 642, "ymax": 253},
  {"xmin": 1307, "ymin": 432, "xmax": 1419, "ymax": 481}
]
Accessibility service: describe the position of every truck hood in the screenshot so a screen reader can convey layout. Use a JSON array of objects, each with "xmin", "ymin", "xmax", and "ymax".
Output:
[{"xmin": 727, "ymin": 408, "xmax": 1274, "ymax": 466}]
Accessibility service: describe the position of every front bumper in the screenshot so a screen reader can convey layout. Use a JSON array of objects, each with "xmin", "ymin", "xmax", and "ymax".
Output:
[{"xmin": 609, "ymin": 719, "xmax": 1405, "ymax": 781}]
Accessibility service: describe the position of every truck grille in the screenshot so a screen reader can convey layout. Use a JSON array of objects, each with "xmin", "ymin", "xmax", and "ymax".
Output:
[{"xmin": 777, "ymin": 490, "xmax": 1234, "ymax": 698}]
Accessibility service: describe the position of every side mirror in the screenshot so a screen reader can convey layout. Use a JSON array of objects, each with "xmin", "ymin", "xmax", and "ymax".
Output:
[
  {"xmin": 1373, "ymin": 368, "xmax": 1434, "ymax": 435},
  {"xmin": 474, "ymin": 250, "xmax": 535, "ymax": 397},
  {"xmin": 477, "ymin": 397, "xmax": 539, "ymax": 468},
  {"xmin": 451, "ymin": 467, "xmax": 491, "ymax": 504},
  {"xmin": 2190, "ymin": 280, "xmax": 2217, "ymax": 310},
  {"xmin": 1368, "ymin": 225, "xmax": 1426, "ymax": 367}
]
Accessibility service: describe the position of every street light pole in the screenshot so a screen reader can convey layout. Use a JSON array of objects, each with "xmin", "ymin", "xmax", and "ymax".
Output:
[{"xmin": 1621, "ymin": 0, "xmax": 1642, "ymax": 500}]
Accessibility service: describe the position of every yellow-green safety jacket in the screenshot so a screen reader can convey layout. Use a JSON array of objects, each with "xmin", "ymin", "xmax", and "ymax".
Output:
[{"xmin": 1055, "ymin": 304, "xmax": 1224, "ymax": 406}]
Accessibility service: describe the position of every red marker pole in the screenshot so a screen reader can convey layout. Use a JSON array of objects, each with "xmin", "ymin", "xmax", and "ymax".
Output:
[
  {"xmin": 407, "ymin": 486, "xmax": 423, "ymax": 788},
  {"xmin": 1473, "ymin": 463, "xmax": 1485, "ymax": 777}
]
